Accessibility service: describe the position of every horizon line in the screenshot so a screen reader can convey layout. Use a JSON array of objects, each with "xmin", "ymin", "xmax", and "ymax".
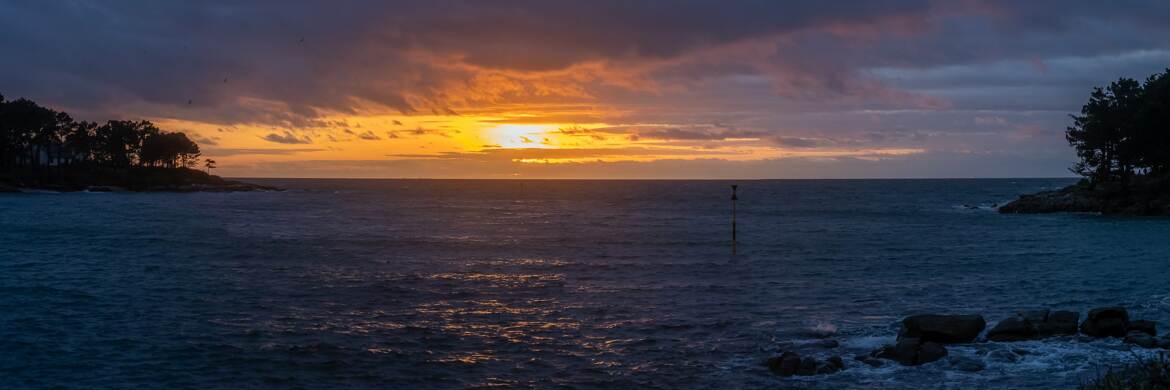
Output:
[{"xmin": 227, "ymin": 176, "xmax": 1081, "ymax": 181}]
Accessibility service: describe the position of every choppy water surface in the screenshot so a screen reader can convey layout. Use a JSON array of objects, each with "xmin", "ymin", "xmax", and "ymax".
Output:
[{"xmin": 3, "ymin": 179, "xmax": 1170, "ymax": 389}]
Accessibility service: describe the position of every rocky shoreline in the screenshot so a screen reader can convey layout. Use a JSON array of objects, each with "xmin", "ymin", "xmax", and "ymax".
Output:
[
  {"xmin": 0, "ymin": 180, "xmax": 278, "ymax": 193},
  {"xmin": 0, "ymin": 167, "xmax": 280, "ymax": 193},
  {"xmin": 766, "ymin": 306, "xmax": 1168, "ymax": 377},
  {"xmin": 999, "ymin": 177, "xmax": 1170, "ymax": 215}
]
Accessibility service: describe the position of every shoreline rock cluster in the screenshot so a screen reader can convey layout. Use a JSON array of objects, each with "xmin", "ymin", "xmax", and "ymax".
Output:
[
  {"xmin": 765, "ymin": 306, "xmax": 1169, "ymax": 377},
  {"xmin": 998, "ymin": 177, "xmax": 1170, "ymax": 215}
]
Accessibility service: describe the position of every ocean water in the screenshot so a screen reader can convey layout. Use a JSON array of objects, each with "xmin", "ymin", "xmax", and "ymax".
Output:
[{"xmin": 3, "ymin": 178, "xmax": 1170, "ymax": 389}]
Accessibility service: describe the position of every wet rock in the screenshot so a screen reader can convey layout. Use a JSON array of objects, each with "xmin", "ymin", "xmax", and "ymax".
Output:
[
  {"xmin": 767, "ymin": 352, "xmax": 844, "ymax": 376},
  {"xmin": 1080, "ymin": 307, "xmax": 1130, "ymax": 338},
  {"xmin": 765, "ymin": 351, "xmax": 801, "ymax": 376},
  {"xmin": 899, "ymin": 314, "xmax": 986, "ymax": 344},
  {"xmin": 987, "ymin": 315, "xmax": 1036, "ymax": 341},
  {"xmin": 1037, "ymin": 310, "xmax": 1080, "ymax": 337},
  {"xmin": 874, "ymin": 338, "xmax": 948, "ymax": 366},
  {"xmin": 987, "ymin": 349, "xmax": 1020, "ymax": 363},
  {"xmin": 796, "ymin": 357, "xmax": 818, "ymax": 376},
  {"xmin": 854, "ymin": 354, "xmax": 884, "ymax": 368},
  {"xmin": 1130, "ymin": 320, "xmax": 1157, "ymax": 336},
  {"xmin": 827, "ymin": 356, "xmax": 845, "ymax": 370},
  {"xmin": 988, "ymin": 309, "xmax": 1080, "ymax": 341},
  {"xmin": 1125, "ymin": 331, "xmax": 1158, "ymax": 348},
  {"xmin": 948, "ymin": 355, "xmax": 986, "ymax": 372},
  {"xmin": 816, "ymin": 357, "xmax": 846, "ymax": 375}
]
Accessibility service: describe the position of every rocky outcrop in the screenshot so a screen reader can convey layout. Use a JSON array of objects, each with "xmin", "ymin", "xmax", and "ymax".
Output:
[
  {"xmin": 998, "ymin": 176, "xmax": 1170, "ymax": 215},
  {"xmin": 997, "ymin": 185, "xmax": 1101, "ymax": 214},
  {"xmin": 987, "ymin": 309, "xmax": 1079, "ymax": 341},
  {"xmin": 872, "ymin": 338, "xmax": 948, "ymax": 366},
  {"xmin": 987, "ymin": 316, "xmax": 1034, "ymax": 341},
  {"xmin": 1080, "ymin": 307, "xmax": 1131, "ymax": 338},
  {"xmin": 899, "ymin": 314, "xmax": 986, "ymax": 344},
  {"xmin": 765, "ymin": 351, "xmax": 845, "ymax": 376}
]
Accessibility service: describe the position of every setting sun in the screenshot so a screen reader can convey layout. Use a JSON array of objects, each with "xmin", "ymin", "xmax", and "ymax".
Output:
[{"xmin": 487, "ymin": 124, "xmax": 559, "ymax": 149}]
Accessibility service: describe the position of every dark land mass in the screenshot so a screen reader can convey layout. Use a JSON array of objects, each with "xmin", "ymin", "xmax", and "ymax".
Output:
[
  {"xmin": 999, "ymin": 175, "xmax": 1170, "ymax": 215},
  {"xmin": 0, "ymin": 167, "xmax": 278, "ymax": 193},
  {"xmin": 2, "ymin": 94, "xmax": 276, "ymax": 193},
  {"xmin": 1001, "ymin": 68, "xmax": 1170, "ymax": 216}
]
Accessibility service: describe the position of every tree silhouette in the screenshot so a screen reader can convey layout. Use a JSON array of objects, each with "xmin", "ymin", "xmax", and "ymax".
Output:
[
  {"xmin": 0, "ymin": 93, "xmax": 210, "ymax": 183},
  {"xmin": 204, "ymin": 158, "xmax": 216, "ymax": 174},
  {"xmin": 1067, "ymin": 69, "xmax": 1170, "ymax": 184}
]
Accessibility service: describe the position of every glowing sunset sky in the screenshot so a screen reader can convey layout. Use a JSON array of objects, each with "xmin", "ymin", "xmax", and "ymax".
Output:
[{"xmin": 3, "ymin": 1, "xmax": 1170, "ymax": 178}]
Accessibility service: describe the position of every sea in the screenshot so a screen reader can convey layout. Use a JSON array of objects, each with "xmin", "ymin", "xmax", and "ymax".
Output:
[{"xmin": 3, "ymin": 178, "xmax": 1170, "ymax": 389}]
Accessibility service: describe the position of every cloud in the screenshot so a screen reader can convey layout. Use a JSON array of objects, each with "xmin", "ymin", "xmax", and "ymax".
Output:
[
  {"xmin": 357, "ymin": 130, "xmax": 381, "ymax": 140},
  {"xmin": 2, "ymin": 2, "xmax": 1168, "ymax": 177},
  {"xmin": 204, "ymin": 147, "xmax": 326, "ymax": 156},
  {"xmin": 262, "ymin": 131, "xmax": 313, "ymax": 144}
]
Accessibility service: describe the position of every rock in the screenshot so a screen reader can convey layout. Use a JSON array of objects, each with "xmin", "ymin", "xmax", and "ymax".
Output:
[
  {"xmin": 988, "ymin": 309, "xmax": 1080, "ymax": 341},
  {"xmin": 827, "ymin": 356, "xmax": 845, "ymax": 370},
  {"xmin": 768, "ymin": 352, "xmax": 844, "ymax": 376},
  {"xmin": 0, "ymin": 182, "xmax": 20, "ymax": 193},
  {"xmin": 854, "ymin": 354, "xmax": 884, "ymax": 368},
  {"xmin": 899, "ymin": 314, "xmax": 986, "ymax": 344},
  {"xmin": 816, "ymin": 357, "xmax": 846, "ymax": 375},
  {"xmin": 1080, "ymin": 307, "xmax": 1130, "ymax": 338},
  {"xmin": 1037, "ymin": 310, "xmax": 1080, "ymax": 337},
  {"xmin": 1125, "ymin": 331, "xmax": 1158, "ymax": 348},
  {"xmin": 1130, "ymin": 320, "xmax": 1157, "ymax": 336},
  {"xmin": 948, "ymin": 355, "xmax": 986, "ymax": 372},
  {"xmin": 765, "ymin": 351, "xmax": 801, "ymax": 376},
  {"xmin": 997, "ymin": 185, "xmax": 1101, "ymax": 214},
  {"xmin": 987, "ymin": 349, "xmax": 1020, "ymax": 363},
  {"xmin": 874, "ymin": 338, "xmax": 948, "ymax": 366},
  {"xmin": 797, "ymin": 356, "xmax": 818, "ymax": 376},
  {"xmin": 987, "ymin": 315, "xmax": 1036, "ymax": 341},
  {"xmin": 918, "ymin": 341, "xmax": 948, "ymax": 364}
]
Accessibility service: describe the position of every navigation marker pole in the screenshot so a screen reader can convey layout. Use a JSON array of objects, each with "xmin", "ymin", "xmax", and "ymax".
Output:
[{"xmin": 731, "ymin": 184, "xmax": 738, "ymax": 255}]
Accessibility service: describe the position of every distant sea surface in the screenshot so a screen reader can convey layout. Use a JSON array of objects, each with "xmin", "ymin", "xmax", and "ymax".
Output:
[{"xmin": 4, "ymin": 179, "xmax": 1170, "ymax": 389}]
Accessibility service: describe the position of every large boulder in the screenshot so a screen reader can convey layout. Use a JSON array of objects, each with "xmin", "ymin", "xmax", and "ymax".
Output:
[
  {"xmin": 765, "ymin": 351, "xmax": 801, "ymax": 376},
  {"xmin": 899, "ymin": 314, "xmax": 986, "ymax": 344},
  {"xmin": 1037, "ymin": 310, "xmax": 1080, "ymax": 337},
  {"xmin": 1080, "ymin": 307, "xmax": 1130, "ymax": 338},
  {"xmin": 873, "ymin": 338, "xmax": 948, "ymax": 366},
  {"xmin": 988, "ymin": 309, "xmax": 1080, "ymax": 341},
  {"xmin": 987, "ymin": 316, "xmax": 1036, "ymax": 341}
]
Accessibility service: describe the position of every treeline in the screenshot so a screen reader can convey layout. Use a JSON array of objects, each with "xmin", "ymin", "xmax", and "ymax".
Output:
[
  {"xmin": 1067, "ymin": 69, "xmax": 1170, "ymax": 183},
  {"xmin": 0, "ymin": 94, "xmax": 204, "ymax": 176}
]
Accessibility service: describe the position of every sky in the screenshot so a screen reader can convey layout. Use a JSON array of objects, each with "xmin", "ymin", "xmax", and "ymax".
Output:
[{"xmin": 2, "ymin": 1, "xmax": 1169, "ymax": 179}]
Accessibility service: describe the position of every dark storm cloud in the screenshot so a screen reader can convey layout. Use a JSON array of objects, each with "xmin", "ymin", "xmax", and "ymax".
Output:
[
  {"xmin": 3, "ymin": 1, "xmax": 1170, "ymax": 179},
  {"xmin": 3, "ymin": 1, "xmax": 1166, "ymax": 121},
  {"xmin": 0, "ymin": 1, "xmax": 932, "ymax": 124}
]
